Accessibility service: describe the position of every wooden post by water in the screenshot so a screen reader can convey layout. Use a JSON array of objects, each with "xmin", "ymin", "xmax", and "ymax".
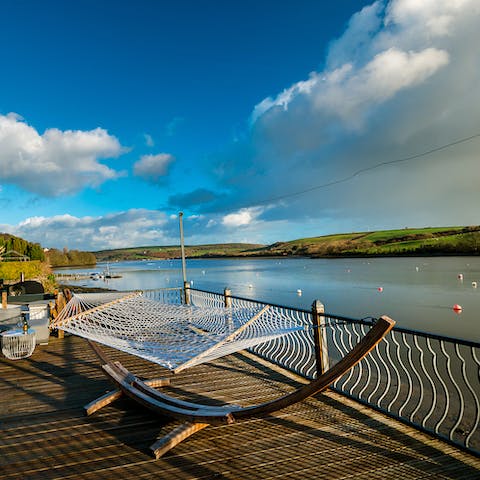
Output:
[
  {"xmin": 56, "ymin": 292, "xmax": 65, "ymax": 339},
  {"xmin": 224, "ymin": 288, "xmax": 232, "ymax": 308},
  {"xmin": 312, "ymin": 300, "xmax": 329, "ymax": 377},
  {"xmin": 1, "ymin": 291, "xmax": 7, "ymax": 309},
  {"xmin": 184, "ymin": 281, "xmax": 191, "ymax": 305},
  {"xmin": 224, "ymin": 288, "xmax": 233, "ymax": 329},
  {"xmin": 20, "ymin": 272, "xmax": 25, "ymax": 282}
]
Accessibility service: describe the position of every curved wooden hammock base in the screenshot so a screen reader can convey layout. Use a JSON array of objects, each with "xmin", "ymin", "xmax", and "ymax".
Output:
[{"xmin": 86, "ymin": 315, "xmax": 395, "ymax": 459}]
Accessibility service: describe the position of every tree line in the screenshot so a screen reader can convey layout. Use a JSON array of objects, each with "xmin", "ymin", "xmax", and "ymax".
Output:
[
  {"xmin": 0, "ymin": 233, "xmax": 45, "ymax": 261},
  {"xmin": 0, "ymin": 233, "xmax": 96, "ymax": 267},
  {"xmin": 45, "ymin": 248, "xmax": 96, "ymax": 267}
]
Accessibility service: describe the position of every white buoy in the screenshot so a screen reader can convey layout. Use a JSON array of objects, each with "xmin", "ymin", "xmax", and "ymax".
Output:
[
  {"xmin": 472, "ymin": 281, "xmax": 478, "ymax": 288},
  {"xmin": 297, "ymin": 289, "xmax": 302, "ymax": 296},
  {"xmin": 415, "ymin": 266, "xmax": 419, "ymax": 272},
  {"xmin": 458, "ymin": 273, "xmax": 464, "ymax": 280},
  {"xmin": 248, "ymin": 284, "xmax": 253, "ymax": 289}
]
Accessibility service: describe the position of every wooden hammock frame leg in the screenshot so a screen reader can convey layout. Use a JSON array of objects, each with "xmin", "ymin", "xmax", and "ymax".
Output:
[
  {"xmin": 85, "ymin": 338, "xmax": 171, "ymax": 415},
  {"xmin": 85, "ymin": 377, "xmax": 171, "ymax": 416},
  {"xmin": 85, "ymin": 389, "xmax": 123, "ymax": 416},
  {"xmin": 85, "ymin": 316, "xmax": 395, "ymax": 458},
  {"xmin": 150, "ymin": 422, "xmax": 209, "ymax": 459}
]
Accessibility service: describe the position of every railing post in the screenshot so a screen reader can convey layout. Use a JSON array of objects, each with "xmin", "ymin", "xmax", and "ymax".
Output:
[
  {"xmin": 224, "ymin": 288, "xmax": 233, "ymax": 329},
  {"xmin": 56, "ymin": 292, "xmax": 65, "ymax": 339},
  {"xmin": 224, "ymin": 288, "xmax": 232, "ymax": 308},
  {"xmin": 1, "ymin": 291, "xmax": 7, "ymax": 309},
  {"xmin": 312, "ymin": 300, "xmax": 329, "ymax": 377},
  {"xmin": 184, "ymin": 281, "xmax": 191, "ymax": 305}
]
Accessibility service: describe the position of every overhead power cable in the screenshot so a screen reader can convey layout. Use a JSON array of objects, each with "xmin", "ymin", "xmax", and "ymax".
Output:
[{"xmin": 241, "ymin": 132, "xmax": 480, "ymax": 209}]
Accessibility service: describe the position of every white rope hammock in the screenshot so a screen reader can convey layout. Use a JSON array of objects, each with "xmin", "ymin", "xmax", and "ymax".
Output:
[{"xmin": 52, "ymin": 292, "xmax": 303, "ymax": 373}]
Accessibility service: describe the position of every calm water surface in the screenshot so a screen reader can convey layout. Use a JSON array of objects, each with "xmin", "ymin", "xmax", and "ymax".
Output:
[{"xmin": 55, "ymin": 256, "xmax": 480, "ymax": 342}]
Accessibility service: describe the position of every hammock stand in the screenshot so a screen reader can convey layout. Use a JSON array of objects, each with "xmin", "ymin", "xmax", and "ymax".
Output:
[{"xmin": 83, "ymin": 314, "xmax": 395, "ymax": 458}]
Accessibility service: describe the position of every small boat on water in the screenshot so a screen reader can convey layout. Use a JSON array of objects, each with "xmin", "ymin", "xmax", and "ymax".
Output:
[
  {"xmin": 90, "ymin": 272, "xmax": 102, "ymax": 280},
  {"xmin": 102, "ymin": 263, "xmax": 122, "ymax": 279},
  {"xmin": 103, "ymin": 263, "xmax": 111, "ymax": 279}
]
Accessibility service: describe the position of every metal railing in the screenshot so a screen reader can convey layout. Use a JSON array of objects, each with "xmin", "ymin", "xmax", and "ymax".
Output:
[
  {"xmin": 333, "ymin": 324, "xmax": 480, "ymax": 454},
  {"xmin": 189, "ymin": 287, "xmax": 318, "ymax": 377},
  {"xmin": 141, "ymin": 286, "xmax": 183, "ymax": 304},
  {"xmin": 145, "ymin": 285, "xmax": 480, "ymax": 455}
]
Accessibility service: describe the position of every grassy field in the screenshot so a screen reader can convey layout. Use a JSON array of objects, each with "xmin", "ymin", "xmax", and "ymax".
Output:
[
  {"xmin": 94, "ymin": 243, "xmax": 264, "ymax": 262},
  {"xmin": 93, "ymin": 226, "xmax": 480, "ymax": 260},
  {"xmin": 258, "ymin": 226, "xmax": 480, "ymax": 257}
]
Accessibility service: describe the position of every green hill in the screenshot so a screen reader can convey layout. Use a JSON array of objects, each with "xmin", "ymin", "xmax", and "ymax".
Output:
[
  {"xmin": 257, "ymin": 226, "xmax": 480, "ymax": 257},
  {"xmin": 93, "ymin": 226, "xmax": 480, "ymax": 261},
  {"xmin": 94, "ymin": 243, "xmax": 265, "ymax": 262}
]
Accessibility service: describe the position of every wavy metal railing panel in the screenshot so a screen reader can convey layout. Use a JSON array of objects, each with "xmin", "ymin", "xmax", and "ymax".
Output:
[
  {"xmin": 189, "ymin": 289, "xmax": 226, "ymax": 309},
  {"xmin": 188, "ymin": 288, "xmax": 317, "ymax": 377},
  {"xmin": 149, "ymin": 286, "xmax": 480, "ymax": 455},
  {"xmin": 141, "ymin": 287, "xmax": 183, "ymax": 304},
  {"xmin": 235, "ymin": 297, "xmax": 316, "ymax": 378},
  {"xmin": 330, "ymin": 323, "xmax": 480, "ymax": 455}
]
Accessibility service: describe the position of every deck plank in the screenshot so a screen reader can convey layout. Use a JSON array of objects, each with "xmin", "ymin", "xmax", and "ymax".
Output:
[{"xmin": 0, "ymin": 336, "xmax": 479, "ymax": 479}]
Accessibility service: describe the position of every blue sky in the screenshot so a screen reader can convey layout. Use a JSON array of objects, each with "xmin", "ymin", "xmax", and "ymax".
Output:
[{"xmin": 0, "ymin": 0, "xmax": 479, "ymax": 250}]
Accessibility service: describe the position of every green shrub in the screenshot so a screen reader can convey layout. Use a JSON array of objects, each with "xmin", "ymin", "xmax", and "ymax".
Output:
[{"xmin": 0, "ymin": 260, "xmax": 45, "ymax": 281}]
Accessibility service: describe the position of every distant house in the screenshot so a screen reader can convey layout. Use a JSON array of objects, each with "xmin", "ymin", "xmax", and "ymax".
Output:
[{"xmin": 0, "ymin": 250, "xmax": 30, "ymax": 262}]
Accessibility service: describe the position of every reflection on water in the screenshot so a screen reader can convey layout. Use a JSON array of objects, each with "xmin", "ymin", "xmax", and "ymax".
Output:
[{"xmin": 55, "ymin": 256, "xmax": 480, "ymax": 342}]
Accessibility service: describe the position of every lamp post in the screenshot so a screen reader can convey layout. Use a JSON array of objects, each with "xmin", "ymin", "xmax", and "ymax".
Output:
[{"xmin": 179, "ymin": 212, "xmax": 187, "ymax": 284}]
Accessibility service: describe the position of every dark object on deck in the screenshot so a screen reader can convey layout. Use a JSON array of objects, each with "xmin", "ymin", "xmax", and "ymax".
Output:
[
  {"xmin": 8, "ymin": 280, "xmax": 44, "ymax": 296},
  {"xmin": 86, "ymin": 315, "xmax": 395, "ymax": 458}
]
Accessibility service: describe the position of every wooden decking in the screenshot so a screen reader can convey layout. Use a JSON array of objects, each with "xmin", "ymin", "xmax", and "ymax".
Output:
[{"xmin": 1, "ymin": 336, "xmax": 479, "ymax": 479}]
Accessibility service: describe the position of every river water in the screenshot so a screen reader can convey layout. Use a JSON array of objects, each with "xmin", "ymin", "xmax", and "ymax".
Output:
[{"xmin": 55, "ymin": 256, "xmax": 480, "ymax": 342}]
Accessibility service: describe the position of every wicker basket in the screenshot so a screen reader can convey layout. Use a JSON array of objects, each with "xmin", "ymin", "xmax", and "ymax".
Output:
[{"xmin": 1, "ymin": 328, "xmax": 36, "ymax": 360}]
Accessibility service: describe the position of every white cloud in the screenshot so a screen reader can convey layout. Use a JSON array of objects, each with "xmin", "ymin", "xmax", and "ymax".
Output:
[
  {"xmin": 326, "ymin": 2, "xmax": 384, "ymax": 70},
  {"xmin": 385, "ymin": 0, "xmax": 474, "ymax": 37},
  {"xmin": 2, "ymin": 209, "xmax": 173, "ymax": 250},
  {"xmin": 133, "ymin": 153, "xmax": 175, "ymax": 182},
  {"xmin": 206, "ymin": 219, "xmax": 216, "ymax": 228},
  {"xmin": 252, "ymin": 47, "xmax": 448, "ymax": 130},
  {"xmin": 222, "ymin": 208, "xmax": 262, "ymax": 227},
  {"xmin": 250, "ymin": 74, "xmax": 318, "ymax": 124},
  {"xmin": 144, "ymin": 133, "xmax": 155, "ymax": 147},
  {"xmin": 217, "ymin": 0, "xmax": 480, "ymax": 233},
  {"xmin": 0, "ymin": 113, "xmax": 125, "ymax": 196},
  {"xmin": 0, "ymin": 208, "xmax": 278, "ymax": 250}
]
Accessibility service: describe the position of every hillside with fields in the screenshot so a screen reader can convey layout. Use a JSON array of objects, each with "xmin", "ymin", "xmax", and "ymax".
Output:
[
  {"xmin": 94, "ymin": 226, "xmax": 480, "ymax": 260},
  {"xmin": 94, "ymin": 243, "xmax": 265, "ymax": 262},
  {"xmin": 258, "ymin": 226, "xmax": 480, "ymax": 257}
]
